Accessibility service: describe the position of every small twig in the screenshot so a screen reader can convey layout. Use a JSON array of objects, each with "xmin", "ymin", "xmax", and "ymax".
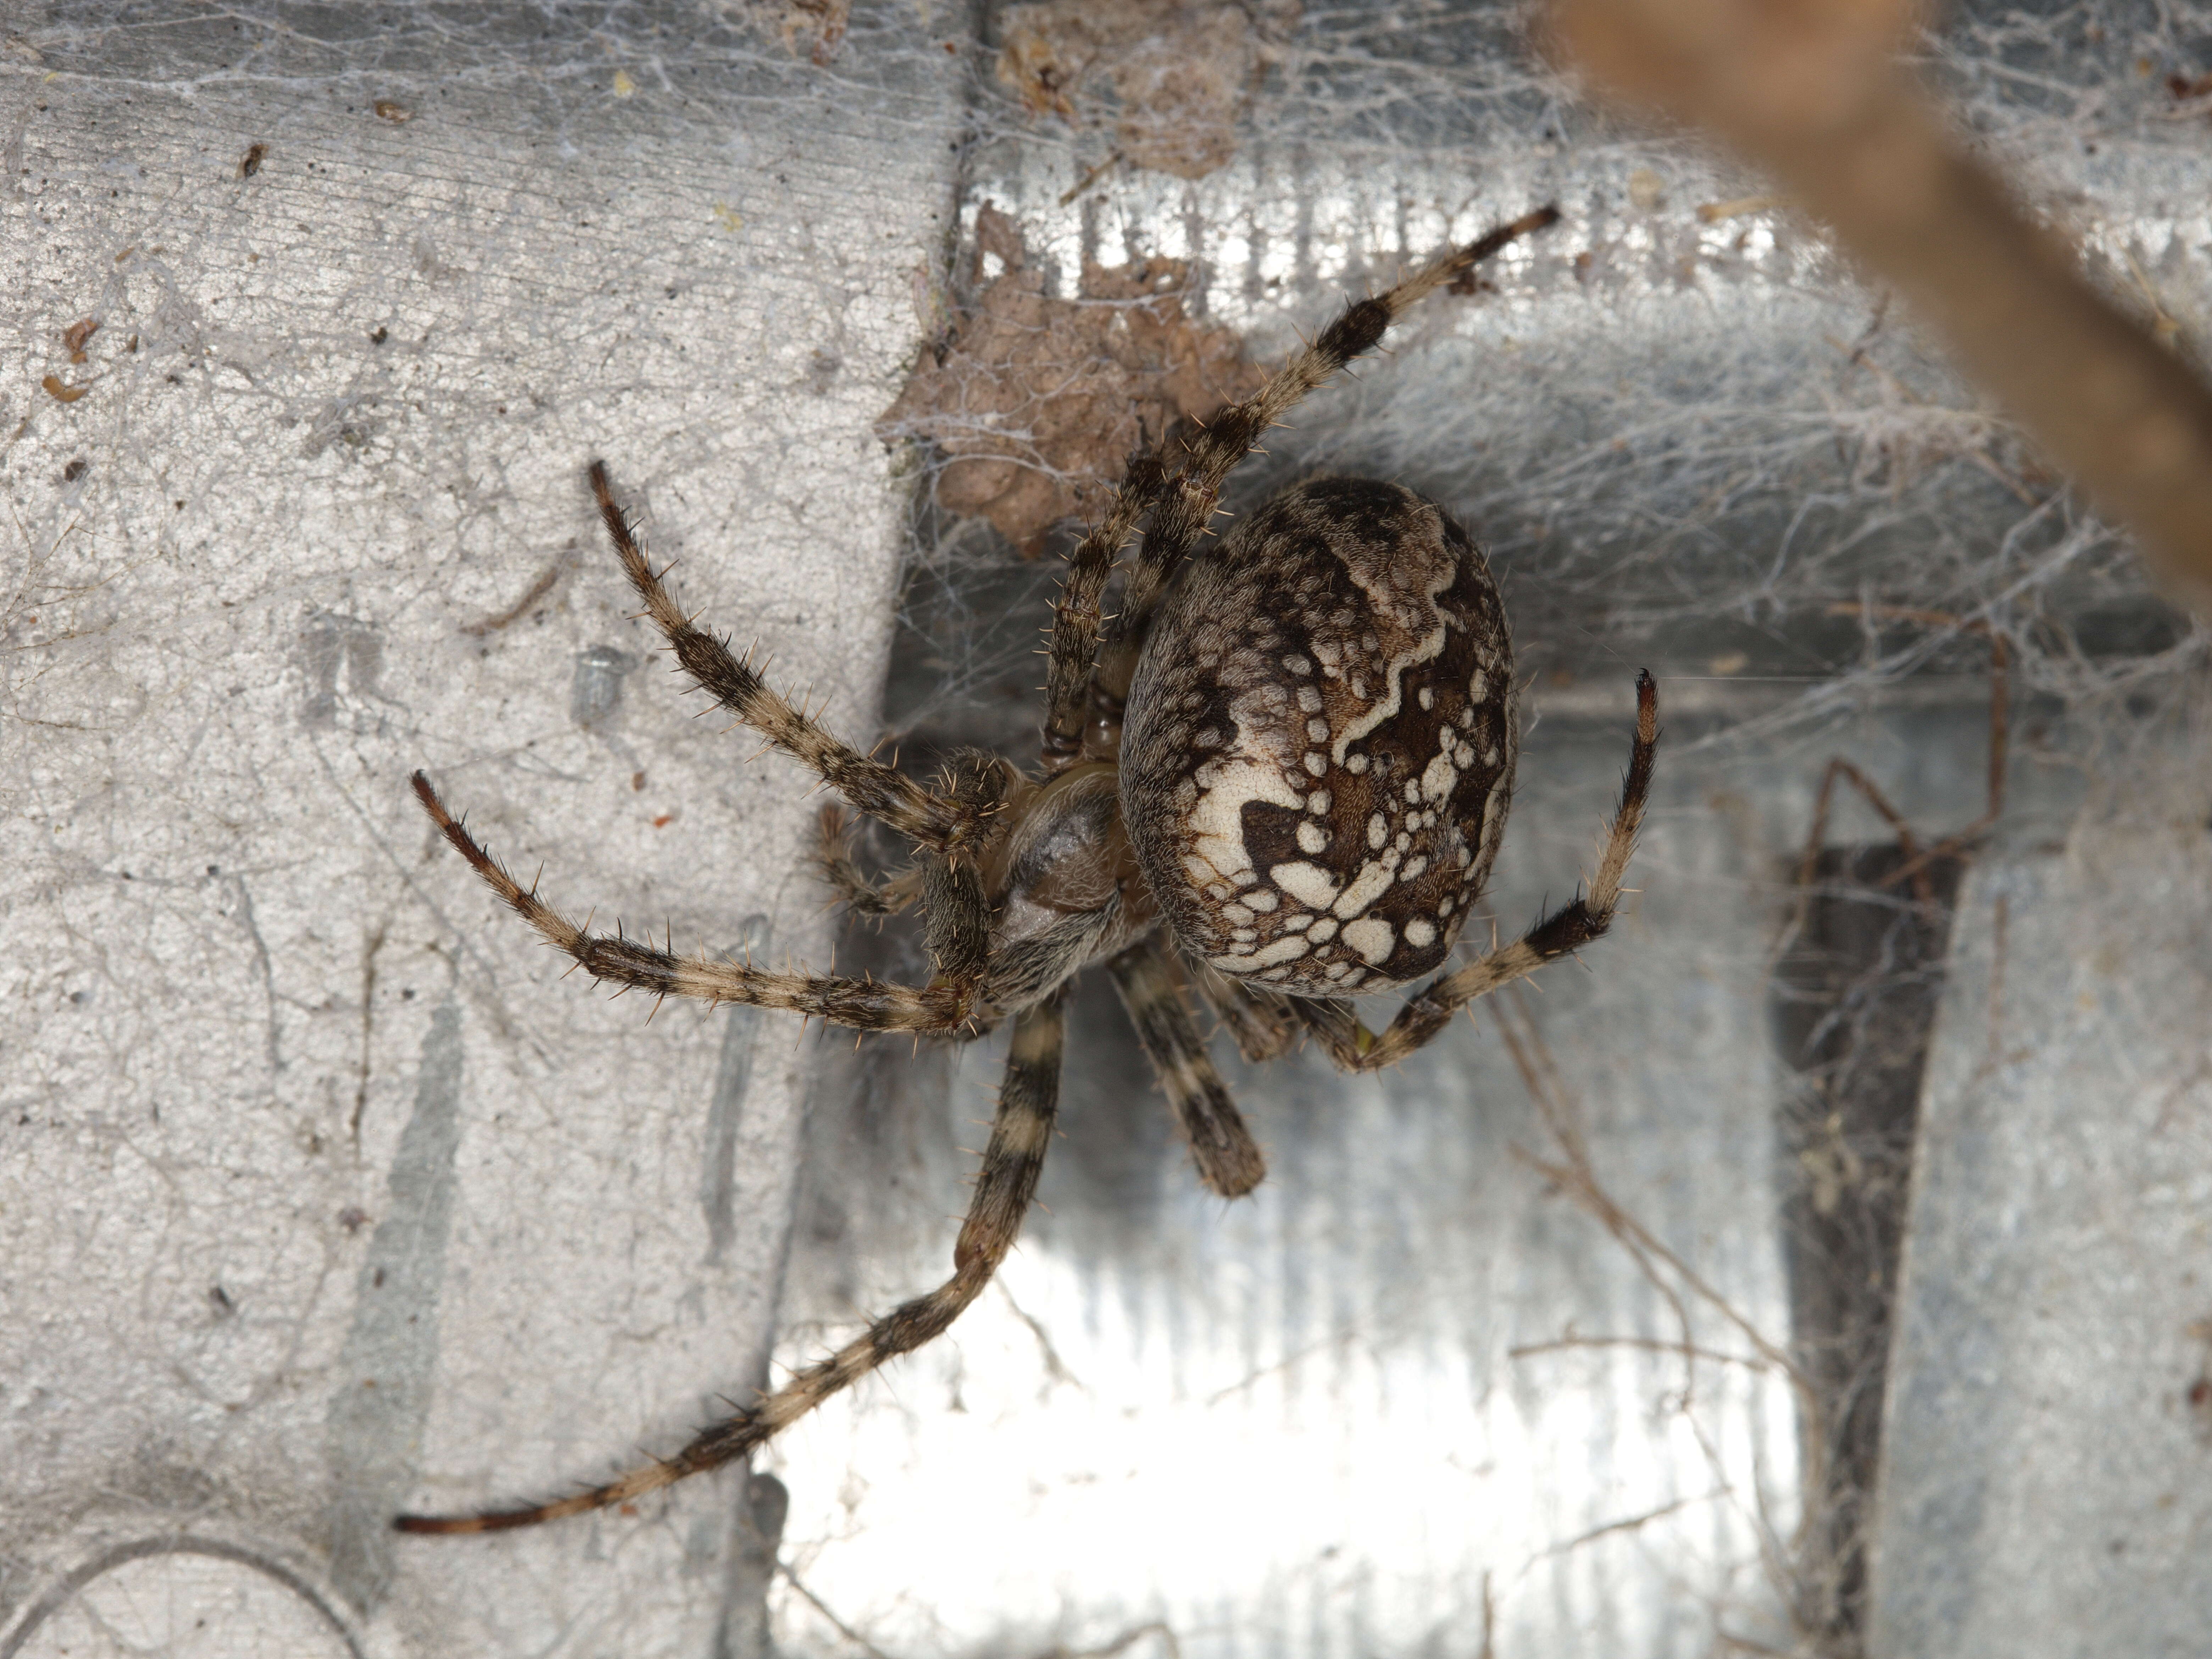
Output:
[
  {"xmin": 1548, "ymin": 0, "xmax": 2212, "ymax": 611},
  {"xmin": 1511, "ymin": 1333, "xmax": 1780, "ymax": 1373},
  {"xmin": 779, "ymin": 1566, "xmax": 898, "ymax": 1659},
  {"xmin": 459, "ymin": 556, "xmax": 569, "ymax": 635}
]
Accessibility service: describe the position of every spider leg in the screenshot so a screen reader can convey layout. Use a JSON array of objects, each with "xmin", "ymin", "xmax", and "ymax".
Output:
[
  {"xmin": 1039, "ymin": 447, "xmax": 1171, "ymax": 769},
  {"xmin": 1086, "ymin": 207, "xmax": 1562, "ymax": 713},
  {"xmin": 394, "ymin": 992, "xmax": 1067, "ymax": 1534},
  {"xmin": 1107, "ymin": 941, "xmax": 1266, "ymax": 1197},
  {"xmin": 813, "ymin": 804, "xmax": 922, "ymax": 918},
  {"xmin": 413, "ymin": 773, "xmax": 974, "ymax": 1033},
  {"xmin": 1185, "ymin": 955, "xmax": 1300, "ymax": 1065},
  {"xmin": 1294, "ymin": 671, "xmax": 1658, "ymax": 1074},
  {"xmin": 590, "ymin": 462, "xmax": 1000, "ymax": 860}
]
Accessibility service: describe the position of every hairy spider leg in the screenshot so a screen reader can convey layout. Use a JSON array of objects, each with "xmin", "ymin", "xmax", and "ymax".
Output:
[
  {"xmin": 1185, "ymin": 957, "xmax": 1301, "ymax": 1065},
  {"xmin": 589, "ymin": 461, "xmax": 1002, "ymax": 861},
  {"xmin": 1106, "ymin": 942, "xmax": 1266, "ymax": 1197},
  {"xmin": 412, "ymin": 772, "xmax": 983, "ymax": 1033},
  {"xmin": 812, "ymin": 804, "xmax": 923, "ymax": 917},
  {"xmin": 1039, "ymin": 448, "xmax": 1172, "ymax": 769},
  {"xmin": 1038, "ymin": 206, "xmax": 1562, "ymax": 772},
  {"xmin": 1293, "ymin": 671, "xmax": 1658, "ymax": 1074},
  {"xmin": 395, "ymin": 993, "xmax": 1067, "ymax": 1534}
]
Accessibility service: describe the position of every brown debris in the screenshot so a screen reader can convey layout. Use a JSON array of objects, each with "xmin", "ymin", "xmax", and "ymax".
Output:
[
  {"xmin": 714, "ymin": 0, "xmax": 851, "ymax": 64},
  {"xmin": 63, "ymin": 317, "xmax": 98, "ymax": 363},
  {"xmin": 996, "ymin": 0, "xmax": 1299, "ymax": 180},
  {"xmin": 876, "ymin": 204, "xmax": 1262, "ymax": 553}
]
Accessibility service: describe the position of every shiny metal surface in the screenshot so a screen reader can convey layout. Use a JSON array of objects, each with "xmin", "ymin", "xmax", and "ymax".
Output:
[{"xmin": 1873, "ymin": 831, "xmax": 2212, "ymax": 1658}]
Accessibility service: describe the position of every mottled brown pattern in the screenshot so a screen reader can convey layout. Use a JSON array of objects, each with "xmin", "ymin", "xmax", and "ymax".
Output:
[
  {"xmin": 1119, "ymin": 478, "xmax": 1516, "ymax": 994},
  {"xmin": 401, "ymin": 206, "xmax": 1661, "ymax": 1541}
]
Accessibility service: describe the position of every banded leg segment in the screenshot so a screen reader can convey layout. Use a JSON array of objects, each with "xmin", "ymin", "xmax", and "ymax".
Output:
[
  {"xmin": 413, "ymin": 773, "xmax": 971, "ymax": 1033},
  {"xmin": 395, "ymin": 993, "xmax": 1068, "ymax": 1535},
  {"xmin": 589, "ymin": 462, "xmax": 1000, "ymax": 858},
  {"xmin": 1187, "ymin": 958, "xmax": 1300, "ymax": 1064},
  {"xmin": 813, "ymin": 805, "xmax": 922, "ymax": 918},
  {"xmin": 1296, "ymin": 671, "xmax": 1659, "ymax": 1073},
  {"xmin": 1090, "ymin": 206, "xmax": 1563, "ymax": 705},
  {"xmin": 1108, "ymin": 942, "xmax": 1266, "ymax": 1197}
]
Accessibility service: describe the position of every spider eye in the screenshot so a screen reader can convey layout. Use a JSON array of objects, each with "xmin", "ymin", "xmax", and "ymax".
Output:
[{"xmin": 1120, "ymin": 478, "xmax": 1518, "ymax": 995}]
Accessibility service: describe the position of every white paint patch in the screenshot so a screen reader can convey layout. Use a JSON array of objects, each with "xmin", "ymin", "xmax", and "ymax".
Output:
[
  {"xmin": 1367, "ymin": 812, "xmax": 1387, "ymax": 850},
  {"xmin": 1306, "ymin": 789, "xmax": 1330, "ymax": 814},
  {"xmin": 1246, "ymin": 889, "xmax": 1278, "ymax": 912},
  {"xmin": 1222, "ymin": 903, "xmax": 1255, "ymax": 926},
  {"xmin": 1306, "ymin": 717, "xmax": 1330, "ymax": 742},
  {"xmin": 1333, "ymin": 861, "xmax": 1394, "ymax": 920},
  {"xmin": 1270, "ymin": 862, "xmax": 1341, "ymax": 909},
  {"xmin": 1296, "ymin": 821, "xmax": 1329, "ymax": 854},
  {"xmin": 1297, "ymin": 686, "xmax": 1323, "ymax": 713},
  {"xmin": 1342, "ymin": 916, "xmax": 1394, "ymax": 964},
  {"xmin": 1418, "ymin": 686, "xmax": 1435, "ymax": 709},
  {"xmin": 1422, "ymin": 753, "xmax": 1457, "ymax": 802},
  {"xmin": 1404, "ymin": 918, "xmax": 1436, "ymax": 949},
  {"xmin": 1302, "ymin": 752, "xmax": 1328, "ymax": 777},
  {"xmin": 1307, "ymin": 917, "xmax": 1338, "ymax": 943}
]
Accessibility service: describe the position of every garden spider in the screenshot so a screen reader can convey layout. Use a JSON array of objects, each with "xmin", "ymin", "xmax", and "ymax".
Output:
[{"xmin": 402, "ymin": 204, "xmax": 1659, "ymax": 1534}]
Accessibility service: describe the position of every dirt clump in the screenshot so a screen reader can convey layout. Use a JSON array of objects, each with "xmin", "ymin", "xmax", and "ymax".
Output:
[{"xmin": 877, "ymin": 205, "xmax": 1261, "ymax": 553}]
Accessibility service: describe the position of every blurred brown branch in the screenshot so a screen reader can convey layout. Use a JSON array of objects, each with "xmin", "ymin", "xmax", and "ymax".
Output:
[{"xmin": 1545, "ymin": 0, "xmax": 2212, "ymax": 615}]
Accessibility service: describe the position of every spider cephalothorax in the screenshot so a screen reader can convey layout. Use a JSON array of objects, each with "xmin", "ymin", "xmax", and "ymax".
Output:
[{"xmin": 401, "ymin": 204, "xmax": 1658, "ymax": 1536}]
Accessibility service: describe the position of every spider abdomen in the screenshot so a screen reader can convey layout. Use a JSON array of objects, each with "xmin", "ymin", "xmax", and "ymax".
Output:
[{"xmin": 1121, "ymin": 478, "xmax": 1517, "ymax": 995}]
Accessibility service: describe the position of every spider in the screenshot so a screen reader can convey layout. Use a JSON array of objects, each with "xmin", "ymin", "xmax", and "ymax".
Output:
[{"xmin": 401, "ymin": 203, "xmax": 1659, "ymax": 1535}]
